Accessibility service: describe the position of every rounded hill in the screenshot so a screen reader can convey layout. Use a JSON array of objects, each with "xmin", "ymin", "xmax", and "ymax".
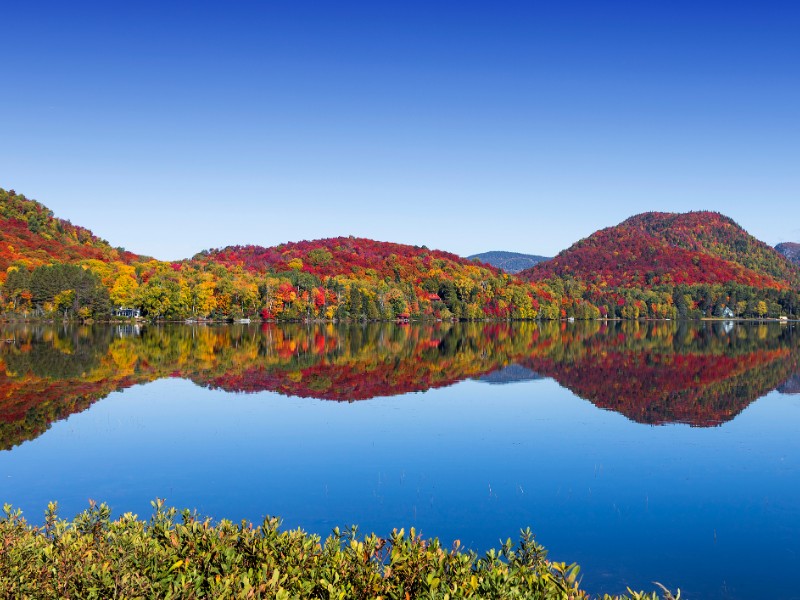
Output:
[
  {"xmin": 196, "ymin": 237, "xmax": 501, "ymax": 282},
  {"xmin": 522, "ymin": 210, "xmax": 800, "ymax": 290}
]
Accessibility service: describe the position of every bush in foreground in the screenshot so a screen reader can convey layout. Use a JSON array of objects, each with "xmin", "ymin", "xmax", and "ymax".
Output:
[{"xmin": 0, "ymin": 499, "xmax": 677, "ymax": 599}]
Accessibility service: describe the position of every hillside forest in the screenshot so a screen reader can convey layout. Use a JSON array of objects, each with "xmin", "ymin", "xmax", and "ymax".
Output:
[{"xmin": 1, "ymin": 188, "xmax": 799, "ymax": 322}]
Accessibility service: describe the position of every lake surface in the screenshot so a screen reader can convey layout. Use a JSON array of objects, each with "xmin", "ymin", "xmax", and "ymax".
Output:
[{"xmin": 1, "ymin": 320, "xmax": 799, "ymax": 599}]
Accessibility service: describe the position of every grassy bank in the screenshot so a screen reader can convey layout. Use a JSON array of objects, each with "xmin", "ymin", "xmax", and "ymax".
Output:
[{"xmin": 0, "ymin": 500, "xmax": 676, "ymax": 600}]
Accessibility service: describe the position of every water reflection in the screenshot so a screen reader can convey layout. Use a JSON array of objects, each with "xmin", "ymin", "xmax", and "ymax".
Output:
[{"xmin": 1, "ymin": 321, "xmax": 798, "ymax": 450}]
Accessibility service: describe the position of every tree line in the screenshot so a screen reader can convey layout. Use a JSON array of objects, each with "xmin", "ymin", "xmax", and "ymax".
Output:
[{"xmin": 3, "ymin": 258, "xmax": 799, "ymax": 322}]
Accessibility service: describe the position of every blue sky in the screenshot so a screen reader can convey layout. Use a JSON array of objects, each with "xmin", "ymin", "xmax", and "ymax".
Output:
[{"xmin": 2, "ymin": 1, "xmax": 798, "ymax": 260}]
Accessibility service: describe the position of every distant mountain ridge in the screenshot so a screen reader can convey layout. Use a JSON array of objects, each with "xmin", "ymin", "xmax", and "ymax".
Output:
[
  {"xmin": 776, "ymin": 242, "xmax": 800, "ymax": 266},
  {"xmin": 468, "ymin": 251, "xmax": 550, "ymax": 273}
]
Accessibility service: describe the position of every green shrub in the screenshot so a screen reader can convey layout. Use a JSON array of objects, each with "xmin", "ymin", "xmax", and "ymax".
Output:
[{"xmin": 0, "ymin": 499, "xmax": 677, "ymax": 599}]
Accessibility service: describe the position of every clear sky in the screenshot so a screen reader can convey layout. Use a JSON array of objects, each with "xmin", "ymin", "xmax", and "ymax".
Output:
[{"xmin": 2, "ymin": 1, "xmax": 798, "ymax": 261}]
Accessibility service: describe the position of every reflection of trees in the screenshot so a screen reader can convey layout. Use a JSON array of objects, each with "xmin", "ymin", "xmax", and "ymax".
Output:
[
  {"xmin": 515, "ymin": 320, "xmax": 800, "ymax": 426},
  {"xmin": 525, "ymin": 349, "xmax": 795, "ymax": 425},
  {"xmin": 1, "ymin": 321, "xmax": 798, "ymax": 450},
  {"xmin": 0, "ymin": 325, "xmax": 159, "ymax": 451},
  {"xmin": 196, "ymin": 323, "xmax": 507, "ymax": 400},
  {"xmin": 3, "ymin": 325, "xmax": 113, "ymax": 379}
]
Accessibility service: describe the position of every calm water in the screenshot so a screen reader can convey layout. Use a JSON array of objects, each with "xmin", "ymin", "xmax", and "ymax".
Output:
[{"xmin": 1, "ymin": 321, "xmax": 799, "ymax": 599}]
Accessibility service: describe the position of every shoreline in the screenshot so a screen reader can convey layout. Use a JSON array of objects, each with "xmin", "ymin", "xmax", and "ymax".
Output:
[{"xmin": 2, "ymin": 316, "xmax": 797, "ymax": 325}]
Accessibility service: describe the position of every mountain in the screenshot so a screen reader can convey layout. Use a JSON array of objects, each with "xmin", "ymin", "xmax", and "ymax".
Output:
[
  {"xmin": 523, "ymin": 211, "xmax": 800, "ymax": 290},
  {"xmin": 468, "ymin": 251, "xmax": 550, "ymax": 273},
  {"xmin": 0, "ymin": 188, "xmax": 140, "ymax": 278},
  {"xmin": 776, "ymin": 242, "xmax": 800, "ymax": 266}
]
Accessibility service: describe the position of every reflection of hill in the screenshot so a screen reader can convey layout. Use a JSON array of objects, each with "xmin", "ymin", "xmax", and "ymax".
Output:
[
  {"xmin": 1, "ymin": 320, "xmax": 799, "ymax": 449},
  {"xmin": 515, "ymin": 321, "xmax": 800, "ymax": 426},
  {"xmin": 0, "ymin": 327, "xmax": 157, "ymax": 450},
  {"xmin": 524, "ymin": 349, "xmax": 795, "ymax": 426},
  {"xmin": 476, "ymin": 365, "xmax": 544, "ymax": 385},
  {"xmin": 778, "ymin": 374, "xmax": 800, "ymax": 395},
  {"xmin": 0, "ymin": 373, "xmax": 148, "ymax": 451},
  {"xmin": 185, "ymin": 323, "xmax": 534, "ymax": 401}
]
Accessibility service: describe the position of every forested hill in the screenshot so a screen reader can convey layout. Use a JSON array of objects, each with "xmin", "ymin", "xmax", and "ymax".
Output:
[
  {"xmin": 1, "ymin": 189, "xmax": 799, "ymax": 321},
  {"xmin": 623, "ymin": 212, "xmax": 800, "ymax": 285},
  {"xmin": 468, "ymin": 251, "xmax": 550, "ymax": 273},
  {"xmin": 189, "ymin": 238, "xmax": 572, "ymax": 320},
  {"xmin": 2, "ymin": 189, "xmax": 571, "ymax": 321},
  {"xmin": 524, "ymin": 211, "xmax": 800, "ymax": 290},
  {"xmin": 776, "ymin": 242, "xmax": 800, "ymax": 266},
  {"xmin": 519, "ymin": 211, "xmax": 800, "ymax": 319},
  {"xmin": 0, "ymin": 188, "xmax": 140, "ymax": 280},
  {"xmin": 197, "ymin": 237, "xmax": 500, "ymax": 281}
]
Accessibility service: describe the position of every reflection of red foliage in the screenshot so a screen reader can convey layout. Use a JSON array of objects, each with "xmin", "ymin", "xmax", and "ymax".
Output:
[
  {"xmin": 523, "ymin": 349, "xmax": 794, "ymax": 426},
  {"xmin": 2, "ymin": 322, "xmax": 798, "ymax": 452},
  {"xmin": 195, "ymin": 361, "xmax": 485, "ymax": 402},
  {"xmin": 0, "ymin": 372, "xmax": 146, "ymax": 450},
  {"xmin": 191, "ymin": 324, "xmax": 800, "ymax": 427},
  {"xmin": 193, "ymin": 342, "xmax": 493, "ymax": 402}
]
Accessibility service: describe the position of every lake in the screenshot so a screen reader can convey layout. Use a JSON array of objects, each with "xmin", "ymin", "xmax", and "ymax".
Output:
[{"xmin": 1, "ymin": 320, "xmax": 799, "ymax": 599}]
